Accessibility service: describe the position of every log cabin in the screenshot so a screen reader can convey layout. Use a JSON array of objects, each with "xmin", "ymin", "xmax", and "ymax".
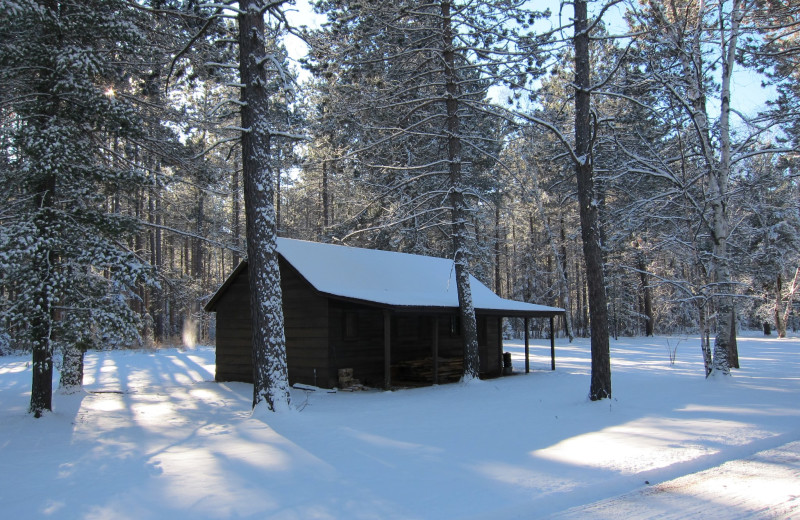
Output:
[{"xmin": 204, "ymin": 238, "xmax": 564, "ymax": 389}]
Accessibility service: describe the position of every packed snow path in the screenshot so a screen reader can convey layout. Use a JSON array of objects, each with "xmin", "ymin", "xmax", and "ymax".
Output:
[
  {"xmin": 1, "ymin": 332, "xmax": 798, "ymax": 519},
  {"xmin": 545, "ymin": 439, "xmax": 800, "ymax": 519}
]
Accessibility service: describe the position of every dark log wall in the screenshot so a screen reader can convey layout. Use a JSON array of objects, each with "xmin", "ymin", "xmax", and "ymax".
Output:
[
  {"xmin": 214, "ymin": 261, "xmax": 504, "ymax": 388},
  {"xmin": 478, "ymin": 315, "xmax": 501, "ymax": 376},
  {"xmin": 214, "ymin": 269, "xmax": 254, "ymax": 383},
  {"xmin": 281, "ymin": 259, "xmax": 331, "ymax": 387},
  {"xmin": 328, "ymin": 301, "xmax": 385, "ymax": 387},
  {"xmin": 214, "ymin": 260, "xmax": 331, "ymax": 387}
]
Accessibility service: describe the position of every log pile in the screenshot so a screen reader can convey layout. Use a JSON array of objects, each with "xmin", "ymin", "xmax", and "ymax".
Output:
[{"xmin": 392, "ymin": 357, "xmax": 463, "ymax": 384}]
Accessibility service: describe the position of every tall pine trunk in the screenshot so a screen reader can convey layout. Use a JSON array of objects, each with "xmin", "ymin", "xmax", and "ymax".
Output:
[
  {"xmin": 232, "ymin": 158, "xmax": 242, "ymax": 269},
  {"xmin": 494, "ymin": 201, "xmax": 503, "ymax": 298},
  {"xmin": 441, "ymin": 0, "xmax": 480, "ymax": 380},
  {"xmin": 322, "ymin": 159, "xmax": 330, "ymax": 234},
  {"xmin": 775, "ymin": 273, "xmax": 786, "ymax": 338},
  {"xmin": 574, "ymin": 0, "xmax": 611, "ymax": 400},
  {"xmin": 531, "ymin": 163, "xmax": 574, "ymax": 341},
  {"xmin": 59, "ymin": 340, "xmax": 86, "ymax": 394},
  {"xmin": 154, "ymin": 188, "xmax": 165, "ymax": 341},
  {"xmin": 31, "ymin": 176, "xmax": 56, "ymax": 417},
  {"xmin": 239, "ymin": 1, "xmax": 290, "ymax": 411},
  {"xmin": 780, "ymin": 267, "xmax": 799, "ymax": 338},
  {"xmin": 699, "ymin": 303, "xmax": 712, "ymax": 376},
  {"xmin": 636, "ymin": 247, "xmax": 654, "ymax": 336}
]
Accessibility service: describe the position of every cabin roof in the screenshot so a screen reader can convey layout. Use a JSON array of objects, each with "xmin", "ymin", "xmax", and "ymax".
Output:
[{"xmin": 205, "ymin": 238, "xmax": 564, "ymax": 317}]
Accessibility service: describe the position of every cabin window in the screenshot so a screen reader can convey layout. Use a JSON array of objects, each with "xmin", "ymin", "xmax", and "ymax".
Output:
[{"xmin": 344, "ymin": 311, "xmax": 358, "ymax": 339}]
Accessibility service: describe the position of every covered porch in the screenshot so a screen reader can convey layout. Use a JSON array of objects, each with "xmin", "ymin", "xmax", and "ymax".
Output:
[{"xmin": 378, "ymin": 308, "xmax": 565, "ymax": 389}]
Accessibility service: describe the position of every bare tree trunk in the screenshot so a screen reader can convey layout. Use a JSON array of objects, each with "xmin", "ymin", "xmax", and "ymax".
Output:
[
  {"xmin": 530, "ymin": 163, "xmax": 574, "ymax": 341},
  {"xmin": 574, "ymin": 0, "xmax": 611, "ymax": 400},
  {"xmin": 441, "ymin": 0, "xmax": 479, "ymax": 381},
  {"xmin": 781, "ymin": 267, "xmax": 800, "ymax": 337},
  {"xmin": 729, "ymin": 306, "xmax": 739, "ymax": 369},
  {"xmin": 322, "ymin": 159, "xmax": 330, "ymax": 234},
  {"xmin": 30, "ymin": 174, "xmax": 56, "ymax": 417},
  {"xmin": 239, "ymin": 1, "xmax": 290, "ymax": 411},
  {"xmin": 699, "ymin": 303, "xmax": 712, "ymax": 376},
  {"xmin": 575, "ymin": 258, "xmax": 583, "ymax": 336},
  {"xmin": 775, "ymin": 272, "xmax": 786, "ymax": 338},
  {"xmin": 709, "ymin": 0, "xmax": 746, "ymax": 375},
  {"xmin": 193, "ymin": 190, "xmax": 205, "ymax": 280},
  {"xmin": 276, "ymin": 161, "xmax": 283, "ymax": 236},
  {"xmin": 154, "ymin": 186, "xmax": 165, "ymax": 341},
  {"xmin": 232, "ymin": 158, "xmax": 242, "ymax": 269},
  {"xmin": 505, "ymin": 226, "xmax": 512, "ymax": 300},
  {"xmin": 636, "ymin": 247, "xmax": 654, "ymax": 336},
  {"xmin": 135, "ymin": 186, "xmax": 146, "ymax": 316},
  {"xmin": 494, "ymin": 201, "xmax": 503, "ymax": 298}
]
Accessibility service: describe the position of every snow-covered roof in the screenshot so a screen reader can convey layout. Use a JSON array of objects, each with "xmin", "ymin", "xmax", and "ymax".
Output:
[
  {"xmin": 277, "ymin": 238, "xmax": 562, "ymax": 315},
  {"xmin": 207, "ymin": 238, "xmax": 563, "ymax": 316}
]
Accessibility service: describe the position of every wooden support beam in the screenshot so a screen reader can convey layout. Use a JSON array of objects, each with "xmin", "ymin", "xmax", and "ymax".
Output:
[
  {"xmin": 432, "ymin": 316, "xmax": 439, "ymax": 385},
  {"xmin": 384, "ymin": 310, "xmax": 391, "ymax": 389},
  {"xmin": 497, "ymin": 316, "xmax": 503, "ymax": 377},
  {"xmin": 524, "ymin": 316, "xmax": 530, "ymax": 373},
  {"xmin": 550, "ymin": 315, "xmax": 556, "ymax": 371}
]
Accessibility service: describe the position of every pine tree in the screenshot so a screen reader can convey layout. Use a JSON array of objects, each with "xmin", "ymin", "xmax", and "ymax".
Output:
[
  {"xmin": 238, "ymin": 2, "xmax": 293, "ymax": 411},
  {"xmin": 570, "ymin": 0, "xmax": 611, "ymax": 399},
  {"xmin": 624, "ymin": 0, "xmax": 796, "ymax": 374},
  {"xmin": 0, "ymin": 0, "xmax": 154, "ymax": 415},
  {"xmin": 308, "ymin": 0, "xmax": 549, "ymax": 381}
]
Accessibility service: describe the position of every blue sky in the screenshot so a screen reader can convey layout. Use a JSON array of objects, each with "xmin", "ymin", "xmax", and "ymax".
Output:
[{"xmin": 282, "ymin": 0, "xmax": 775, "ymax": 118}]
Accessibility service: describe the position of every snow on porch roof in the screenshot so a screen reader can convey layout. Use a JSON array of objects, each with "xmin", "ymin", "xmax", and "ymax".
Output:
[{"xmin": 274, "ymin": 238, "xmax": 563, "ymax": 316}]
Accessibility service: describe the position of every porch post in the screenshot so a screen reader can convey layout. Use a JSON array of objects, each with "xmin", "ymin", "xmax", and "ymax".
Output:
[
  {"xmin": 497, "ymin": 316, "xmax": 503, "ymax": 377},
  {"xmin": 550, "ymin": 315, "xmax": 556, "ymax": 370},
  {"xmin": 384, "ymin": 310, "xmax": 391, "ymax": 389},
  {"xmin": 432, "ymin": 316, "xmax": 439, "ymax": 385},
  {"xmin": 524, "ymin": 316, "xmax": 530, "ymax": 373}
]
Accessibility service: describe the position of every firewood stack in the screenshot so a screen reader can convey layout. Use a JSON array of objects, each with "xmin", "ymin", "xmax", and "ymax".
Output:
[{"xmin": 392, "ymin": 357, "xmax": 463, "ymax": 384}]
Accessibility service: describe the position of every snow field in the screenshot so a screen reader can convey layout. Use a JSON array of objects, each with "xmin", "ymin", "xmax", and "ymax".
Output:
[{"xmin": 0, "ymin": 332, "xmax": 798, "ymax": 519}]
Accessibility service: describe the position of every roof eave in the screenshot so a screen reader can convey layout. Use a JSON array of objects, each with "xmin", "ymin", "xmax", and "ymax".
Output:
[
  {"xmin": 474, "ymin": 307, "xmax": 566, "ymax": 318},
  {"xmin": 316, "ymin": 293, "xmax": 565, "ymax": 318},
  {"xmin": 204, "ymin": 260, "xmax": 248, "ymax": 312}
]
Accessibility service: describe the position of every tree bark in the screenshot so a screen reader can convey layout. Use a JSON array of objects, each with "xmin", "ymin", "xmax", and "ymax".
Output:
[
  {"xmin": 636, "ymin": 247, "xmax": 654, "ymax": 336},
  {"xmin": 59, "ymin": 340, "xmax": 86, "ymax": 394},
  {"xmin": 441, "ymin": 0, "xmax": 480, "ymax": 380},
  {"xmin": 729, "ymin": 306, "xmax": 739, "ymax": 369},
  {"xmin": 574, "ymin": 0, "xmax": 611, "ymax": 400},
  {"xmin": 494, "ymin": 201, "xmax": 502, "ymax": 298},
  {"xmin": 322, "ymin": 159, "xmax": 330, "ymax": 233},
  {"xmin": 232, "ymin": 158, "xmax": 242, "ymax": 269},
  {"xmin": 709, "ymin": 0, "xmax": 746, "ymax": 375},
  {"xmin": 775, "ymin": 273, "xmax": 786, "ymax": 338},
  {"xmin": 154, "ymin": 186, "xmax": 165, "ymax": 341},
  {"xmin": 30, "ymin": 175, "xmax": 56, "ymax": 417},
  {"xmin": 781, "ymin": 267, "xmax": 799, "ymax": 337},
  {"xmin": 239, "ymin": 1, "xmax": 291, "ymax": 411},
  {"xmin": 651, "ymin": 0, "xmax": 742, "ymax": 375},
  {"xmin": 531, "ymin": 164, "xmax": 574, "ymax": 341},
  {"xmin": 193, "ymin": 190, "xmax": 205, "ymax": 280},
  {"xmin": 699, "ymin": 303, "xmax": 712, "ymax": 376}
]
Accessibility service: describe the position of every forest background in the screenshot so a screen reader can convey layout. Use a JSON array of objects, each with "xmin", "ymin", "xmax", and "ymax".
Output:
[{"xmin": 1, "ymin": 0, "xmax": 799, "ymax": 410}]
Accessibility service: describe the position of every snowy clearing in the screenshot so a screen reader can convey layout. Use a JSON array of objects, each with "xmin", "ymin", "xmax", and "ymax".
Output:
[{"xmin": 1, "ymin": 332, "xmax": 799, "ymax": 519}]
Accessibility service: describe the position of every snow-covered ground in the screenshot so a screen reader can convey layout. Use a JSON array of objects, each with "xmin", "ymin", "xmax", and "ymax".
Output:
[{"xmin": 1, "ymin": 332, "xmax": 798, "ymax": 519}]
